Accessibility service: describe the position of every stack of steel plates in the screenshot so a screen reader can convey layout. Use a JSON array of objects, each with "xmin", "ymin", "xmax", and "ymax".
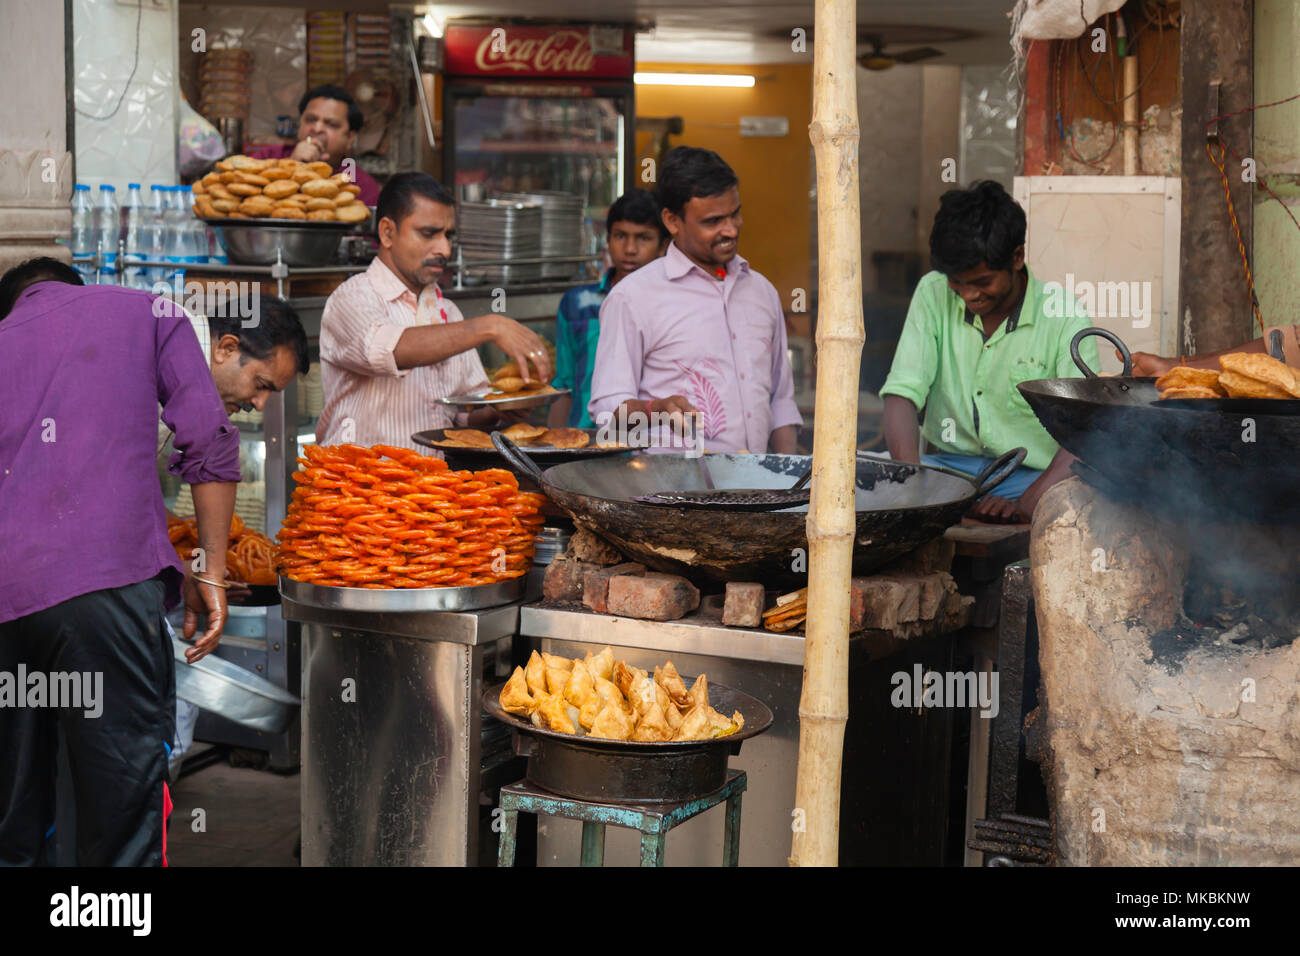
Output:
[
  {"xmin": 457, "ymin": 199, "xmax": 542, "ymax": 286},
  {"xmin": 496, "ymin": 190, "xmax": 586, "ymax": 279}
]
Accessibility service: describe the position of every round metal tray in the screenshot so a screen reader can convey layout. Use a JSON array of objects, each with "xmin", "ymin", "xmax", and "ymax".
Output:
[
  {"xmin": 279, "ymin": 574, "xmax": 523, "ymax": 612},
  {"xmin": 172, "ymin": 637, "xmax": 299, "ymax": 733},
  {"xmin": 483, "ymin": 677, "xmax": 774, "ymax": 803},
  {"xmin": 412, "ymin": 427, "xmax": 636, "ymax": 462},
  {"xmin": 435, "ymin": 386, "xmax": 570, "ymax": 412}
]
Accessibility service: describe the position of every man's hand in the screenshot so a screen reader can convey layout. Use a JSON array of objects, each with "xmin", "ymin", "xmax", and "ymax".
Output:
[
  {"xmin": 483, "ymin": 315, "xmax": 552, "ymax": 384},
  {"xmin": 1131, "ymin": 351, "xmax": 1175, "ymax": 377},
  {"xmin": 968, "ymin": 494, "xmax": 1025, "ymax": 524},
  {"xmin": 291, "ymin": 138, "xmax": 325, "ymax": 164},
  {"xmin": 182, "ymin": 576, "xmax": 228, "ymax": 663},
  {"xmin": 648, "ymin": 395, "xmax": 699, "ymax": 437}
]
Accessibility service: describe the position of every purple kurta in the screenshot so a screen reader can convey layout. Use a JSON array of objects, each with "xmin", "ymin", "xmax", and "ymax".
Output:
[
  {"xmin": 0, "ymin": 283, "xmax": 241, "ymax": 622},
  {"xmin": 587, "ymin": 243, "xmax": 802, "ymax": 453}
]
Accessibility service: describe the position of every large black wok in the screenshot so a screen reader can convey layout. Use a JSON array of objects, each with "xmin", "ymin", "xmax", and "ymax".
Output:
[
  {"xmin": 1018, "ymin": 327, "xmax": 1300, "ymax": 523},
  {"xmin": 494, "ymin": 434, "xmax": 1024, "ymax": 584}
]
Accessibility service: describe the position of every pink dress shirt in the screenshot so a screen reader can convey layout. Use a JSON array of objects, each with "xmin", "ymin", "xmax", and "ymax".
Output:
[
  {"xmin": 317, "ymin": 258, "xmax": 489, "ymax": 451},
  {"xmin": 588, "ymin": 243, "xmax": 802, "ymax": 453}
]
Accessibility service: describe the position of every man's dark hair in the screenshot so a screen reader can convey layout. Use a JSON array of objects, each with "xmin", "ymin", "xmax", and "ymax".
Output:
[
  {"xmin": 655, "ymin": 147, "xmax": 739, "ymax": 218},
  {"xmin": 607, "ymin": 190, "xmax": 668, "ymax": 240},
  {"xmin": 208, "ymin": 295, "xmax": 309, "ymax": 375},
  {"xmin": 929, "ymin": 180, "xmax": 1026, "ymax": 276},
  {"xmin": 0, "ymin": 257, "xmax": 84, "ymax": 321},
  {"xmin": 299, "ymin": 84, "xmax": 364, "ymax": 133},
  {"xmin": 375, "ymin": 172, "xmax": 456, "ymax": 230}
]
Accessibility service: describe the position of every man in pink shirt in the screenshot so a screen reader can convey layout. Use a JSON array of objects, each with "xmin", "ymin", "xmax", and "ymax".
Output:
[
  {"xmin": 318, "ymin": 173, "xmax": 550, "ymax": 450},
  {"xmin": 588, "ymin": 147, "xmax": 801, "ymax": 454},
  {"xmin": 250, "ymin": 85, "xmax": 381, "ymax": 206}
]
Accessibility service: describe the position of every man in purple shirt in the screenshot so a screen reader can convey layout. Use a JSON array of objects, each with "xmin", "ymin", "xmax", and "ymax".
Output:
[
  {"xmin": 249, "ymin": 84, "xmax": 382, "ymax": 206},
  {"xmin": 588, "ymin": 147, "xmax": 802, "ymax": 453},
  {"xmin": 0, "ymin": 259, "xmax": 241, "ymax": 866}
]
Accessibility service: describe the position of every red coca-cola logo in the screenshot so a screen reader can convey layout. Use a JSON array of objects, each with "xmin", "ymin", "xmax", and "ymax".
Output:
[
  {"xmin": 444, "ymin": 24, "xmax": 632, "ymax": 78},
  {"xmin": 474, "ymin": 29, "xmax": 594, "ymax": 73}
]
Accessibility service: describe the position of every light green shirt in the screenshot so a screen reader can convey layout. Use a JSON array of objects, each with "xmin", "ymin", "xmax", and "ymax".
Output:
[{"xmin": 880, "ymin": 268, "xmax": 1097, "ymax": 471}]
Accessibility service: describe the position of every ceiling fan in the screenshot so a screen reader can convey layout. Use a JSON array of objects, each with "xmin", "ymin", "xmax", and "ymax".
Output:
[{"xmin": 857, "ymin": 33, "xmax": 944, "ymax": 70}]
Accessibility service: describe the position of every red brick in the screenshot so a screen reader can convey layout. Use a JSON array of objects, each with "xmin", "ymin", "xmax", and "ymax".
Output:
[
  {"xmin": 606, "ymin": 573, "xmax": 701, "ymax": 621},
  {"xmin": 582, "ymin": 562, "xmax": 646, "ymax": 614},
  {"xmin": 567, "ymin": 528, "xmax": 624, "ymax": 566},
  {"xmin": 542, "ymin": 556, "xmax": 597, "ymax": 603},
  {"xmin": 722, "ymin": 582, "xmax": 765, "ymax": 627}
]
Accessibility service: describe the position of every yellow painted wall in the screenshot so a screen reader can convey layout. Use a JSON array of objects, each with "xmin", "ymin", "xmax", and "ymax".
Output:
[{"xmin": 635, "ymin": 63, "xmax": 813, "ymax": 306}]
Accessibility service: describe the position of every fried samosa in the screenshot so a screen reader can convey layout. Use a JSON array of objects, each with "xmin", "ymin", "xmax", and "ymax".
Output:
[
  {"xmin": 674, "ymin": 705, "xmax": 712, "ymax": 741},
  {"xmin": 588, "ymin": 702, "xmax": 634, "ymax": 740},
  {"xmin": 562, "ymin": 660, "xmax": 595, "ymax": 708},
  {"xmin": 654, "ymin": 683, "xmax": 684, "ymax": 731},
  {"xmin": 584, "ymin": 646, "xmax": 615, "ymax": 683},
  {"xmin": 541, "ymin": 652, "xmax": 574, "ymax": 672},
  {"xmin": 594, "ymin": 676, "xmax": 631, "ymax": 714},
  {"xmin": 545, "ymin": 665, "xmax": 570, "ymax": 696},
  {"xmin": 536, "ymin": 693, "xmax": 576, "ymax": 734},
  {"xmin": 499, "ymin": 666, "xmax": 536, "ymax": 716},
  {"xmin": 524, "ymin": 650, "xmax": 547, "ymax": 697},
  {"xmin": 614, "ymin": 660, "xmax": 647, "ymax": 701},
  {"xmin": 654, "ymin": 660, "xmax": 690, "ymax": 707},
  {"xmin": 578, "ymin": 693, "xmax": 602, "ymax": 731},
  {"xmin": 687, "ymin": 674, "xmax": 709, "ymax": 711},
  {"xmin": 628, "ymin": 675, "xmax": 658, "ymax": 716},
  {"xmin": 632, "ymin": 701, "xmax": 674, "ymax": 742}
]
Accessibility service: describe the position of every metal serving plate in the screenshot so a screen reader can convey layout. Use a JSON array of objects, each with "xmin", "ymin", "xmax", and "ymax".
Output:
[
  {"xmin": 435, "ymin": 386, "xmax": 570, "ymax": 412},
  {"xmin": 202, "ymin": 217, "xmax": 360, "ymax": 267},
  {"xmin": 172, "ymin": 637, "xmax": 299, "ymax": 733},
  {"xmin": 411, "ymin": 427, "xmax": 635, "ymax": 462},
  {"xmin": 280, "ymin": 574, "xmax": 524, "ymax": 613}
]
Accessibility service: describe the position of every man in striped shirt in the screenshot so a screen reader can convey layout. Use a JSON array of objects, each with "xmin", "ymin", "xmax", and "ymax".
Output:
[{"xmin": 317, "ymin": 173, "xmax": 550, "ymax": 450}]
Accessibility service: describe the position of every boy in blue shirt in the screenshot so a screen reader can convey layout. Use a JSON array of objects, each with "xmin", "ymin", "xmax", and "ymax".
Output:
[{"xmin": 548, "ymin": 190, "xmax": 668, "ymax": 428}]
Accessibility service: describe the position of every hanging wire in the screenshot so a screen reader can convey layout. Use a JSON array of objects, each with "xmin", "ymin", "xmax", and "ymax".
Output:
[{"xmin": 74, "ymin": 0, "xmax": 144, "ymax": 122}]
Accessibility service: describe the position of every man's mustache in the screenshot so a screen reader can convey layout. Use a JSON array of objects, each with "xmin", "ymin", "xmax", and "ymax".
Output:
[{"xmin": 423, "ymin": 257, "xmax": 448, "ymax": 268}]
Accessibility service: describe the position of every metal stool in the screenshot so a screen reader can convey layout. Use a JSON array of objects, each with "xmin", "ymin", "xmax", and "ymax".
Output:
[{"xmin": 497, "ymin": 770, "xmax": 747, "ymax": 867}]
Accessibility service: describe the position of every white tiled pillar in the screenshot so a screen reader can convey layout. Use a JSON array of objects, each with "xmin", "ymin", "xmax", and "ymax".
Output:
[{"xmin": 0, "ymin": 1, "xmax": 73, "ymax": 272}]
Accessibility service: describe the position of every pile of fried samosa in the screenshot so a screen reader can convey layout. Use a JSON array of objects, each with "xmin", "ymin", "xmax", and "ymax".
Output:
[{"xmin": 499, "ymin": 647, "xmax": 744, "ymax": 742}]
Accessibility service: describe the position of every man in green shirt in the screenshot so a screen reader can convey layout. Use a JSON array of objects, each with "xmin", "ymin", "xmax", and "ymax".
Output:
[{"xmin": 881, "ymin": 180, "xmax": 1097, "ymax": 523}]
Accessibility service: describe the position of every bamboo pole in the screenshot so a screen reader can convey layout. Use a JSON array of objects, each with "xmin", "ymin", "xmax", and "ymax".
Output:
[{"xmin": 789, "ymin": 0, "xmax": 863, "ymax": 867}]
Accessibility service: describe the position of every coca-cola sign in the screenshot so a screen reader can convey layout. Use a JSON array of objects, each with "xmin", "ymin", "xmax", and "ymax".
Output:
[{"xmin": 443, "ymin": 23, "xmax": 633, "ymax": 79}]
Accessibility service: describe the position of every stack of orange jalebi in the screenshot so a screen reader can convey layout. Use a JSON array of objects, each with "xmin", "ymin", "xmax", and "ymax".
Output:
[
  {"xmin": 168, "ymin": 513, "xmax": 279, "ymax": 586},
  {"xmin": 274, "ymin": 443, "xmax": 546, "ymax": 588}
]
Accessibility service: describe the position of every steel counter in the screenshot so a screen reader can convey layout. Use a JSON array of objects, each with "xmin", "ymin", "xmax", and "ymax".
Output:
[{"xmin": 284, "ymin": 585, "xmax": 520, "ymax": 867}]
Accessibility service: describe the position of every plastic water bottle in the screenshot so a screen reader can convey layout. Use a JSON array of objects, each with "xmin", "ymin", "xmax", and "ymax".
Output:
[
  {"xmin": 70, "ymin": 185, "xmax": 95, "ymax": 281},
  {"xmin": 180, "ymin": 187, "xmax": 209, "ymax": 265},
  {"xmin": 120, "ymin": 183, "xmax": 145, "ymax": 289},
  {"xmin": 95, "ymin": 184, "xmax": 119, "ymax": 284},
  {"xmin": 162, "ymin": 186, "xmax": 187, "ymax": 288},
  {"xmin": 146, "ymin": 185, "xmax": 168, "ymax": 287}
]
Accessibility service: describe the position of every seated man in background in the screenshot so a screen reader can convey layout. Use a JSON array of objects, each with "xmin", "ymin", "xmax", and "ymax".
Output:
[
  {"xmin": 548, "ymin": 190, "xmax": 668, "ymax": 429},
  {"xmin": 250, "ymin": 84, "xmax": 381, "ymax": 205},
  {"xmin": 880, "ymin": 180, "xmax": 1097, "ymax": 523}
]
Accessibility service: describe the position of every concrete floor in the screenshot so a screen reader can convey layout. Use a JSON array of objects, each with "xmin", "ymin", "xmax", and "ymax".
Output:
[{"xmin": 166, "ymin": 751, "xmax": 301, "ymax": 867}]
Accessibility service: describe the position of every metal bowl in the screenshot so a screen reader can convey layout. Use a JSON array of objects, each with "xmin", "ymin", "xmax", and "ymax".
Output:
[
  {"xmin": 172, "ymin": 637, "xmax": 300, "ymax": 733},
  {"xmin": 204, "ymin": 218, "xmax": 361, "ymax": 266},
  {"xmin": 483, "ymin": 677, "xmax": 774, "ymax": 803},
  {"xmin": 280, "ymin": 574, "xmax": 524, "ymax": 613}
]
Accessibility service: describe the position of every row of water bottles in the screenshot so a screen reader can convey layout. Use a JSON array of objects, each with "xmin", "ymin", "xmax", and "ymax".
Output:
[{"xmin": 70, "ymin": 183, "xmax": 226, "ymax": 288}]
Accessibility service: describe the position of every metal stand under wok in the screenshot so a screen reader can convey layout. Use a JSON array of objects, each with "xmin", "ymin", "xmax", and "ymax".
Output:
[{"xmin": 496, "ymin": 772, "xmax": 747, "ymax": 867}]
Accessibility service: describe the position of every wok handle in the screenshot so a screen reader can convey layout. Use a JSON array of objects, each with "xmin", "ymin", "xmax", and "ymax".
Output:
[
  {"xmin": 791, "ymin": 466, "xmax": 812, "ymax": 491},
  {"xmin": 1071, "ymin": 327, "xmax": 1132, "ymax": 378},
  {"xmin": 491, "ymin": 431, "xmax": 545, "ymax": 483},
  {"xmin": 973, "ymin": 447, "xmax": 1027, "ymax": 497}
]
